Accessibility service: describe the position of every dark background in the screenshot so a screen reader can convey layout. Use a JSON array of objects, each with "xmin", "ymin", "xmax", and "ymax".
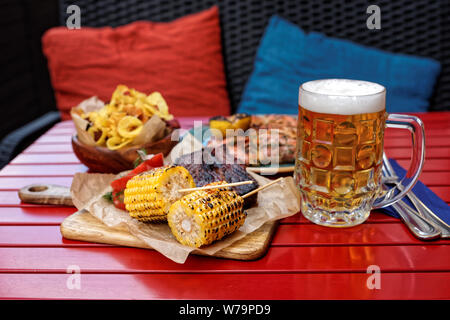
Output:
[
  {"xmin": 1, "ymin": 0, "xmax": 58, "ymax": 141},
  {"xmin": 1, "ymin": 0, "xmax": 449, "ymax": 148}
]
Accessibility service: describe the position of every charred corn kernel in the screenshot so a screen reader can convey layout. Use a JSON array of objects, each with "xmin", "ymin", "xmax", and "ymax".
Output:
[
  {"xmin": 124, "ymin": 166, "xmax": 195, "ymax": 222},
  {"xmin": 167, "ymin": 181, "xmax": 246, "ymax": 247}
]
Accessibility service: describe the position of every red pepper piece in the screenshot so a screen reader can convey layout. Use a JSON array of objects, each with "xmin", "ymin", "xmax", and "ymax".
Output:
[
  {"xmin": 131, "ymin": 152, "xmax": 164, "ymax": 175},
  {"xmin": 110, "ymin": 153, "xmax": 165, "ymax": 192},
  {"xmin": 112, "ymin": 191, "xmax": 126, "ymax": 211},
  {"xmin": 110, "ymin": 175, "xmax": 133, "ymax": 192}
]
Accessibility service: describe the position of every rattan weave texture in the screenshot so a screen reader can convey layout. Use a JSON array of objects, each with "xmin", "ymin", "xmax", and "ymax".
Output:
[{"xmin": 59, "ymin": 0, "xmax": 449, "ymax": 111}]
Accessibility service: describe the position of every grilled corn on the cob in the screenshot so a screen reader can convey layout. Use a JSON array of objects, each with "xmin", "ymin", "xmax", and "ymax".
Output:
[
  {"xmin": 124, "ymin": 166, "xmax": 195, "ymax": 222},
  {"xmin": 167, "ymin": 182, "xmax": 246, "ymax": 247}
]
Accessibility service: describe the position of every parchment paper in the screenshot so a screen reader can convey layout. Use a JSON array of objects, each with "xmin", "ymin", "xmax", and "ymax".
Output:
[{"xmin": 70, "ymin": 134, "xmax": 301, "ymax": 264}]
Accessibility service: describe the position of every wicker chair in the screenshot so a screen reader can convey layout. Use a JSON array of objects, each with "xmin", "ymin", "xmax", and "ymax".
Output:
[
  {"xmin": 58, "ymin": 0, "xmax": 450, "ymax": 111},
  {"xmin": 1, "ymin": 0, "xmax": 448, "ymax": 167}
]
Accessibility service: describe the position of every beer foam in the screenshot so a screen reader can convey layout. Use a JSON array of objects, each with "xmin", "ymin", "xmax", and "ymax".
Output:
[{"xmin": 299, "ymin": 79, "xmax": 385, "ymax": 115}]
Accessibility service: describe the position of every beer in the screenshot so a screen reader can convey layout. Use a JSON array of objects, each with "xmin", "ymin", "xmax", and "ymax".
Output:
[{"xmin": 294, "ymin": 79, "xmax": 387, "ymax": 227}]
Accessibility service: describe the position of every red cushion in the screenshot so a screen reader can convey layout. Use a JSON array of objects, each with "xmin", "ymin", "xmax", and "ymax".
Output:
[{"xmin": 42, "ymin": 6, "xmax": 230, "ymax": 120}]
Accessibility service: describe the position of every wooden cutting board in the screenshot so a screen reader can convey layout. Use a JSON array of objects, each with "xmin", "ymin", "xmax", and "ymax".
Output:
[
  {"xmin": 60, "ymin": 210, "xmax": 278, "ymax": 260},
  {"xmin": 20, "ymin": 184, "xmax": 278, "ymax": 261}
]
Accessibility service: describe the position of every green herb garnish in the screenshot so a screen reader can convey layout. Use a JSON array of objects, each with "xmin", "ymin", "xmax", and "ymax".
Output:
[
  {"xmin": 133, "ymin": 148, "xmax": 148, "ymax": 168},
  {"xmin": 102, "ymin": 191, "xmax": 113, "ymax": 202}
]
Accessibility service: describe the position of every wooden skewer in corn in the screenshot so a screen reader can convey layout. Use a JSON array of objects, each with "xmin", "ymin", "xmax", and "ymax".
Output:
[
  {"xmin": 177, "ymin": 177, "xmax": 284, "ymax": 197},
  {"xmin": 242, "ymin": 177, "xmax": 284, "ymax": 199},
  {"xmin": 177, "ymin": 180, "xmax": 255, "ymax": 193}
]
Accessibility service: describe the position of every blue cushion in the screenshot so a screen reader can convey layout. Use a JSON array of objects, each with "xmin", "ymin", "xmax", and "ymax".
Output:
[{"xmin": 238, "ymin": 16, "xmax": 441, "ymax": 114}]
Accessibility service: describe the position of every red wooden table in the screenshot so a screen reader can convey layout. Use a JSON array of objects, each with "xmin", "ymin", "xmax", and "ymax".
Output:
[{"xmin": 1, "ymin": 113, "xmax": 450, "ymax": 300}]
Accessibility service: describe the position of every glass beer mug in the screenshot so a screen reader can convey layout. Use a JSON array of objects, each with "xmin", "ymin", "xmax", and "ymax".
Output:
[{"xmin": 294, "ymin": 79, "xmax": 425, "ymax": 227}]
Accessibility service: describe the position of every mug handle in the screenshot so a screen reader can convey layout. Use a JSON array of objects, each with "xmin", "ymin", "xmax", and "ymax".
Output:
[{"xmin": 372, "ymin": 113, "xmax": 425, "ymax": 209}]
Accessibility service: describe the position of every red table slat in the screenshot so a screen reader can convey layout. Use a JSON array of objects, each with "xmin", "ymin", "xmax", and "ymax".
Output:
[
  {"xmin": 23, "ymin": 144, "xmax": 73, "ymax": 153},
  {"xmin": 0, "ymin": 191, "xmax": 25, "ymax": 206},
  {"xmin": 0, "ymin": 176, "xmax": 74, "ymax": 190},
  {"xmin": 0, "ymin": 164, "xmax": 88, "ymax": 176},
  {"xmin": 45, "ymin": 128, "xmax": 76, "ymax": 135},
  {"xmin": 397, "ymin": 159, "xmax": 450, "ymax": 172},
  {"xmin": 1, "ymin": 272, "xmax": 449, "ymax": 300},
  {"xmin": 52, "ymin": 121, "xmax": 74, "ymax": 128},
  {"xmin": 271, "ymin": 224, "xmax": 450, "ymax": 246},
  {"xmin": 34, "ymin": 135, "xmax": 71, "ymax": 144},
  {"xmin": 1, "ymin": 224, "xmax": 449, "ymax": 248},
  {"xmin": 426, "ymin": 186, "xmax": 450, "ymax": 202},
  {"xmin": 0, "ymin": 207, "xmax": 76, "ymax": 225},
  {"xmin": 418, "ymin": 172, "xmax": 450, "ymax": 186},
  {"xmin": 385, "ymin": 127, "xmax": 450, "ymax": 137},
  {"xmin": 385, "ymin": 146, "xmax": 450, "ymax": 159},
  {"xmin": 385, "ymin": 136, "xmax": 450, "ymax": 148},
  {"xmin": 9, "ymin": 153, "xmax": 80, "ymax": 165},
  {"xmin": 0, "ymin": 225, "xmax": 107, "ymax": 247},
  {"xmin": 0, "ymin": 245, "xmax": 449, "ymax": 273}
]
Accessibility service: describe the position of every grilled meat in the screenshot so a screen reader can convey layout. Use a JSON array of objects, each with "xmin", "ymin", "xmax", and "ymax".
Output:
[
  {"xmin": 206, "ymin": 114, "xmax": 298, "ymax": 165},
  {"xmin": 250, "ymin": 114, "xmax": 297, "ymax": 164},
  {"xmin": 173, "ymin": 149, "xmax": 259, "ymax": 206}
]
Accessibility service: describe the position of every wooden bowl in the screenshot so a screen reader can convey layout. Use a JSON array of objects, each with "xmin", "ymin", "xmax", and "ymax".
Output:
[{"xmin": 72, "ymin": 120, "xmax": 180, "ymax": 173}]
